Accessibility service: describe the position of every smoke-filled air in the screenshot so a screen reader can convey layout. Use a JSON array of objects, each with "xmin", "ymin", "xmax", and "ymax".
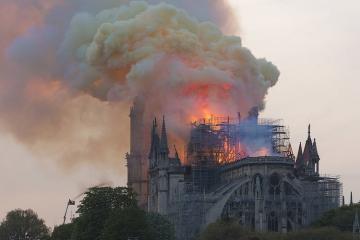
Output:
[{"xmin": 0, "ymin": 0, "xmax": 279, "ymax": 169}]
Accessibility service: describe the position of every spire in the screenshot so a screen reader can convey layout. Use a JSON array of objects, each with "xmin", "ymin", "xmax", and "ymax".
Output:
[
  {"xmin": 351, "ymin": 192, "xmax": 354, "ymax": 206},
  {"xmin": 312, "ymin": 138, "xmax": 320, "ymax": 160},
  {"xmin": 296, "ymin": 142, "xmax": 303, "ymax": 167},
  {"xmin": 151, "ymin": 118, "xmax": 158, "ymax": 140},
  {"xmin": 160, "ymin": 116, "xmax": 169, "ymax": 154},
  {"xmin": 149, "ymin": 118, "xmax": 160, "ymax": 160},
  {"xmin": 303, "ymin": 125, "xmax": 313, "ymax": 165}
]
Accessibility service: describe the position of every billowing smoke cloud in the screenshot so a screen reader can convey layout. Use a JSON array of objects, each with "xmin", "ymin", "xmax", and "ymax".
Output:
[{"xmin": 0, "ymin": 0, "xmax": 279, "ymax": 169}]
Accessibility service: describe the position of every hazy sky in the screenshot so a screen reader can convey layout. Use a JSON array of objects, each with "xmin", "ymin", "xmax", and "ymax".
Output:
[{"xmin": 0, "ymin": 0, "xmax": 359, "ymax": 228}]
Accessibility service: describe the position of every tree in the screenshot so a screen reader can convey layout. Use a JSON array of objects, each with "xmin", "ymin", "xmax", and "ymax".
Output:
[
  {"xmin": 51, "ymin": 223, "xmax": 74, "ymax": 240},
  {"xmin": 146, "ymin": 213, "xmax": 175, "ymax": 240},
  {"xmin": 0, "ymin": 209, "xmax": 50, "ymax": 240},
  {"xmin": 198, "ymin": 220, "xmax": 353, "ymax": 240},
  {"xmin": 198, "ymin": 219, "xmax": 252, "ymax": 240},
  {"xmin": 286, "ymin": 227, "xmax": 353, "ymax": 240},
  {"xmin": 71, "ymin": 187, "xmax": 137, "ymax": 240},
  {"xmin": 100, "ymin": 207, "xmax": 149, "ymax": 240},
  {"xmin": 312, "ymin": 203, "xmax": 360, "ymax": 231}
]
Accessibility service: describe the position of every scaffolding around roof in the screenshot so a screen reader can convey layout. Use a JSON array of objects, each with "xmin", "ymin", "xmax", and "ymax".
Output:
[{"xmin": 186, "ymin": 115, "xmax": 293, "ymax": 166}]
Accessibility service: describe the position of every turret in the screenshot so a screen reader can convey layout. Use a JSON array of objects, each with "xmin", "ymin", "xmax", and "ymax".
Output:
[
  {"xmin": 303, "ymin": 124, "xmax": 319, "ymax": 175},
  {"xmin": 302, "ymin": 125, "xmax": 313, "ymax": 165},
  {"xmin": 312, "ymin": 139, "xmax": 320, "ymax": 174},
  {"xmin": 160, "ymin": 116, "xmax": 169, "ymax": 155},
  {"xmin": 149, "ymin": 118, "xmax": 160, "ymax": 169},
  {"xmin": 295, "ymin": 143, "xmax": 305, "ymax": 175},
  {"xmin": 296, "ymin": 143, "xmax": 303, "ymax": 167}
]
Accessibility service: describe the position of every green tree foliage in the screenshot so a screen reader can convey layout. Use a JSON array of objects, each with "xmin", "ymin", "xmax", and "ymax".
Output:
[
  {"xmin": 71, "ymin": 187, "xmax": 137, "ymax": 240},
  {"xmin": 313, "ymin": 203, "xmax": 360, "ymax": 231},
  {"xmin": 100, "ymin": 207, "xmax": 149, "ymax": 240},
  {"xmin": 199, "ymin": 220, "xmax": 253, "ymax": 240},
  {"xmin": 51, "ymin": 223, "xmax": 74, "ymax": 240},
  {"xmin": 285, "ymin": 227, "xmax": 353, "ymax": 240},
  {"xmin": 146, "ymin": 212, "xmax": 176, "ymax": 240},
  {"xmin": 0, "ymin": 209, "xmax": 50, "ymax": 240},
  {"xmin": 198, "ymin": 219, "xmax": 353, "ymax": 240},
  {"xmin": 69, "ymin": 186, "xmax": 175, "ymax": 240}
]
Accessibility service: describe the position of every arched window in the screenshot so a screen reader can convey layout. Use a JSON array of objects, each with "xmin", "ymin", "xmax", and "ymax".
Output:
[
  {"xmin": 269, "ymin": 173, "xmax": 281, "ymax": 197},
  {"xmin": 253, "ymin": 174, "xmax": 263, "ymax": 198},
  {"xmin": 244, "ymin": 183, "xmax": 249, "ymax": 195},
  {"xmin": 268, "ymin": 211, "xmax": 279, "ymax": 232}
]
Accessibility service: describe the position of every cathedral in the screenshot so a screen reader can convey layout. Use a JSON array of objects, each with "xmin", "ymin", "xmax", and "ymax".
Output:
[{"xmin": 126, "ymin": 99, "xmax": 342, "ymax": 239}]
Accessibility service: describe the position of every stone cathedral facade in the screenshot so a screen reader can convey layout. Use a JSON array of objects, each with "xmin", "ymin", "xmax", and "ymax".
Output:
[{"xmin": 126, "ymin": 100, "xmax": 342, "ymax": 239}]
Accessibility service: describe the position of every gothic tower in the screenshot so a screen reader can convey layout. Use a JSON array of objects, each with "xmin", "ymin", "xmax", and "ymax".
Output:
[
  {"xmin": 296, "ymin": 125, "xmax": 320, "ymax": 177},
  {"xmin": 126, "ymin": 97, "xmax": 148, "ymax": 209},
  {"xmin": 148, "ymin": 117, "xmax": 171, "ymax": 214}
]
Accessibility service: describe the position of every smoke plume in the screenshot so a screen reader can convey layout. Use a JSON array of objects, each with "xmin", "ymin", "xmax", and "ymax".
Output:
[{"xmin": 0, "ymin": 0, "xmax": 279, "ymax": 169}]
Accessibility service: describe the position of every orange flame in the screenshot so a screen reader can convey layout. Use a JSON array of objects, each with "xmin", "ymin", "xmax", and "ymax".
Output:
[
  {"xmin": 252, "ymin": 147, "xmax": 270, "ymax": 157},
  {"xmin": 181, "ymin": 82, "xmax": 233, "ymax": 122}
]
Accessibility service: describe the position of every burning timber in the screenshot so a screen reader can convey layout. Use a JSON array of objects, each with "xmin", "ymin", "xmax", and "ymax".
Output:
[{"xmin": 126, "ymin": 100, "xmax": 342, "ymax": 240}]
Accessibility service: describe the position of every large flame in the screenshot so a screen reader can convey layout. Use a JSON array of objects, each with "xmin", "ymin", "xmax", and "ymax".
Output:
[{"xmin": 186, "ymin": 113, "xmax": 275, "ymax": 165}]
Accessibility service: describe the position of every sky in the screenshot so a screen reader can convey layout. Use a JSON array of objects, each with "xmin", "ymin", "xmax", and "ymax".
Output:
[{"xmin": 0, "ymin": 0, "xmax": 359, "ymax": 228}]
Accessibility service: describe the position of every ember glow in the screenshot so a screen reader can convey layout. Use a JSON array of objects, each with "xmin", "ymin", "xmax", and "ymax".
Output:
[{"xmin": 251, "ymin": 147, "xmax": 270, "ymax": 157}]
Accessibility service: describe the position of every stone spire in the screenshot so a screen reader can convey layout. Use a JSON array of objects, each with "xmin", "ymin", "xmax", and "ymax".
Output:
[
  {"xmin": 312, "ymin": 138, "xmax": 320, "ymax": 175},
  {"xmin": 296, "ymin": 142, "xmax": 303, "ymax": 167},
  {"xmin": 160, "ymin": 116, "xmax": 169, "ymax": 155},
  {"xmin": 303, "ymin": 124, "xmax": 316, "ymax": 176},
  {"xmin": 351, "ymin": 192, "xmax": 354, "ymax": 206},
  {"xmin": 303, "ymin": 125, "xmax": 313, "ymax": 163},
  {"xmin": 312, "ymin": 138, "xmax": 320, "ymax": 161},
  {"xmin": 149, "ymin": 118, "xmax": 160, "ymax": 162}
]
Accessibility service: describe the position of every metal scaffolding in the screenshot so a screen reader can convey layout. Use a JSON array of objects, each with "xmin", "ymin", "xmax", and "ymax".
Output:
[
  {"xmin": 186, "ymin": 116, "xmax": 293, "ymax": 166},
  {"xmin": 303, "ymin": 175, "xmax": 343, "ymax": 223}
]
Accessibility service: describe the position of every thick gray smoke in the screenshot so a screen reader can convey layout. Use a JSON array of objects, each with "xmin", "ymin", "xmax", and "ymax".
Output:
[{"xmin": 0, "ymin": 0, "xmax": 279, "ymax": 169}]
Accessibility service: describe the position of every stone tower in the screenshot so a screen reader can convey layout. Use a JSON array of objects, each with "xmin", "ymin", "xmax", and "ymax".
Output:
[
  {"xmin": 148, "ymin": 117, "xmax": 171, "ymax": 214},
  {"xmin": 295, "ymin": 124, "xmax": 320, "ymax": 177},
  {"xmin": 126, "ymin": 97, "xmax": 148, "ymax": 209}
]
